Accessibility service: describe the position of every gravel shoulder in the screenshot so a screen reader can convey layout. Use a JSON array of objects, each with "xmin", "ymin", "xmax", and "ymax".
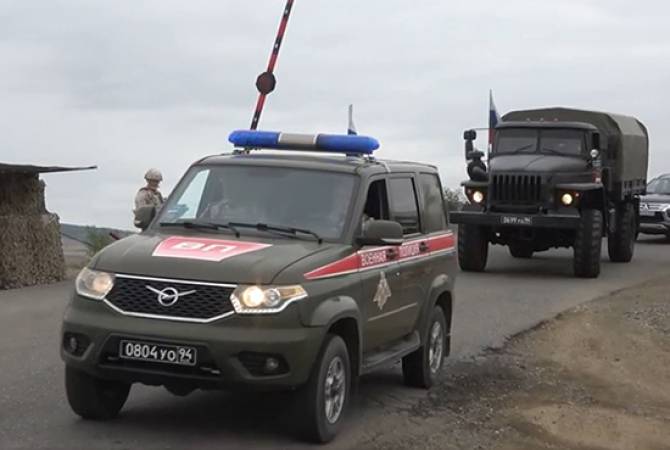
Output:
[{"xmin": 351, "ymin": 276, "xmax": 670, "ymax": 450}]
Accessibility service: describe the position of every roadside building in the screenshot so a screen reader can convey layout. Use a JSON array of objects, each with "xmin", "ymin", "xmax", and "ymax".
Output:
[{"xmin": 0, "ymin": 163, "xmax": 95, "ymax": 289}]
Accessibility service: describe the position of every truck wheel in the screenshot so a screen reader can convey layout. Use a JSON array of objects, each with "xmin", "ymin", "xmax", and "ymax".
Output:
[
  {"xmin": 402, "ymin": 305, "xmax": 447, "ymax": 389},
  {"xmin": 65, "ymin": 366, "xmax": 130, "ymax": 420},
  {"xmin": 573, "ymin": 209, "xmax": 603, "ymax": 278},
  {"xmin": 457, "ymin": 224, "xmax": 488, "ymax": 272},
  {"xmin": 298, "ymin": 334, "xmax": 350, "ymax": 444},
  {"xmin": 608, "ymin": 202, "xmax": 636, "ymax": 263},
  {"xmin": 509, "ymin": 242, "xmax": 533, "ymax": 259}
]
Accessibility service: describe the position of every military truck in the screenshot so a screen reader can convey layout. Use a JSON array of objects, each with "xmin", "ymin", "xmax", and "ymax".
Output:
[
  {"xmin": 450, "ymin": 107, "xmax": 649, "ymax": 278},
  {"xmin": 61, "ymin": 130, "xmax": 457, "ymax": 443}
]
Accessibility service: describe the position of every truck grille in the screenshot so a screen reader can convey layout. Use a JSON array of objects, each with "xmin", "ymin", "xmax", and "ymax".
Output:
[
  {"xmin": 105, "ymin": 275, "xmax": 236, "ymax": 323},
  {"xmin": 491, "ymin": 174, "xmax": 542, "ymax": 204}
]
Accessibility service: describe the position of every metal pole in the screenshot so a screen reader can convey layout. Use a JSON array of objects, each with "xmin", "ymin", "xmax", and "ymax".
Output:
[{"xmin": 250, "ymin": 0, "xmax": 295, "ymax": 130}]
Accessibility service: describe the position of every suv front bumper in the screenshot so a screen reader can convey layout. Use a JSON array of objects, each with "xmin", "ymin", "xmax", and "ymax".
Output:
[
  {"xmin": 450, "ymin": 210, "xmax": 581, "ymax": 229},
  {"xmin": 61, "ymin": 294, "xmax": 325, "ymax": 390}
]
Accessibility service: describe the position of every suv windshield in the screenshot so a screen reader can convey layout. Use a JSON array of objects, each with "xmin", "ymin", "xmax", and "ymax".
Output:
[
  {"xmin": 647, "ymin": 178, "xmax": 670, "ymax": 195},
  {"xmin": 495, "ymin": 129, "xmax": 585, "ymax": 156},
  {"xmin": 157, "ymin": 165, "xmax": 356, "ymax": 240}
]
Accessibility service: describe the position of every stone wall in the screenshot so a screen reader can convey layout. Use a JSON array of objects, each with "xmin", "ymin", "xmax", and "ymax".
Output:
[{"xmin": 0, "ymin": 172, "xmax": 65, "ymax": 289}]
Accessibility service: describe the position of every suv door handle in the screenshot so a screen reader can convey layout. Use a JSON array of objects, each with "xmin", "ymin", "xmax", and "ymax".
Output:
[
  {"xmin": 386, "ymin": 248, "xmax": 399, "ymax": 260},
  {"xmin": 419, "ymin": 242, "xmax": 429, "ymax": 253}
]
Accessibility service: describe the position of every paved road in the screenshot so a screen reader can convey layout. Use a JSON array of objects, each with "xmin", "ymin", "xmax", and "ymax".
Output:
[{"xmin": 2, "ymin": 236, "xmax": 669, "ymax": 449}]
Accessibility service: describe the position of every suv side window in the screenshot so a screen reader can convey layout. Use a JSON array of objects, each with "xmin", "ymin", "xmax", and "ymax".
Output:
[
  {"xmin": 363, "ymin": 179, "xmax": 390, "ymax": 222},
  {"xmin": 419, "ymin": 173, "xmax": 447, "ymax": 232},
  {"xmin": 388, "ymin": 177, "xmax": 421, "ymax": 235}
]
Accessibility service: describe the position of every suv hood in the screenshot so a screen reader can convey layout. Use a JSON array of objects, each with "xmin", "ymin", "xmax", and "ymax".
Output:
[
  {"xmin": 92, "ymin": 232, "xmax": 335, "ymax": 285},
  {"xmin": 489, "ymin": 154, "xmax": 588, "ymax": 173},
  {"xmin": 641, "ymin": 194, "xmax": 670, "ymax": 203}
]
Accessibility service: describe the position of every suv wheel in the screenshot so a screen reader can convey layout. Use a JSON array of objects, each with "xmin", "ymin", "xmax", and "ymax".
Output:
[
  {"xmin": 65, "ymin": 366, "xmax": 130, "ymax": 420},
  {"xmin": 457, "ymin": 224, "xmax": 488, "ymax": 272},
  {"xmin": 402, "ymin": 305, "xmax": 447, "ymax": 389},
  {"xmin": 574, "ymin": 208, "xmax": 603, "ymax": 278},
  {"xmin": 509, "ymin": 242, "xmax": 533, "ymax": 259},
  {"xmin": 608, "ymin": 202, "xmax": 636, "ymax": 263},
  {"xmin": 298, "ymin": 334, "xmax": 350, "ymax": 444}
]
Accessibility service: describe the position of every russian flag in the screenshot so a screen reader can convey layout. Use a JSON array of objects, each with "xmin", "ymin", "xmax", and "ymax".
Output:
[
  {"xmin": 348, "ymin": 104, "xmax": 357, "ymax": 135},
  {"xmin": 489, "ymin": 90, "xmax": 501, "ymax": 148}
]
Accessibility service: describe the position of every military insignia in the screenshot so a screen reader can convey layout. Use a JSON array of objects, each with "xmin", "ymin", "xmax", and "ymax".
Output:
[{"xmin": 373, "ymin": 272, "xmax": 392, "ymax": 311}]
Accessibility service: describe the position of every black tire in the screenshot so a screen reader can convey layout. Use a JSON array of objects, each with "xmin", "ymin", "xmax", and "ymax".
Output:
[
  {"xmin": 509, "ymin": 242, "xmax": 533, "ymax": 259},
  {"xmin": 457, "ymin": 224, "xmax": 488, "ymax": 272},
  {"xmin": 574, "ymin": 209, "xmax": 603, "ymax": 278},
  {"xmin": 65, "ymin": 366, "xmax": 130, "ymax": 420},
  {"xmin": 298, "ymin": 334, "xmax": 351, "ymax": 444},
  {"xmin": 402, "ymin": 306, "xmax": 447, "ymax": 389},
  {"xmin": 608, "ymin": 202, "xmax": 636, "ymax": 263}
]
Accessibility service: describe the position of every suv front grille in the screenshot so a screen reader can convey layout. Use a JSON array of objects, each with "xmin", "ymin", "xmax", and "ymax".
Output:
[
  {"xmin": 491, "ymin": 174, "xmax": 542, "ymax": 204},
  {"xmin": 105, "ymin": 275, "xmax": 236, "ymax": 323}
]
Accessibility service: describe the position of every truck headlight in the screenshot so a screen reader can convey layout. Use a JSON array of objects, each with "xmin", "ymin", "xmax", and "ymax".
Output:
[
  {"xmin": 561, "ymin": 193, "xmax": 574, "ymax": 206},
  {"xmin": 75, "ymin": 268, "xmax": 115, "ymax": 300},
  {"xmin": 472, "ymin": 190, "xmax": 485, "ymax": 204},
  {"xmin": 230, "ymin": 285, "xmax": 307, "ymax": 314}
]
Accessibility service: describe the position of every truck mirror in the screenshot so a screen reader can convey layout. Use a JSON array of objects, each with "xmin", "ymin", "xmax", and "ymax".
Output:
[
  {"xmin": 134, "ymin": 205, "xmax": 157, "ymax": 230},
  {"xmin": 591, "ymin": 132, "xmax": 601, "ymax": 151},
  {"xmin": 464, "ymin": 129, "xmax": 477, "ymax": 141}
]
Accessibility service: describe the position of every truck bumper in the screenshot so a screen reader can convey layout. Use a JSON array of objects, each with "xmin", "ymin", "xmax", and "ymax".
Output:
[
  {"xmin": 61, "ymin": 294, "xmax": 324, "ymax": 391},
  {"xmin": 639, "ymin": 222, "xmax": 670, "ymax": 235},
  {"xmin": 450, "ymin": 210, "xmax": 581, "ymax": 229}
]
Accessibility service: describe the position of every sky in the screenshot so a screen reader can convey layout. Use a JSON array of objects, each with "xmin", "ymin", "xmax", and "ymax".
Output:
[{"xmin": 1, "ymin": 0, "xmax": 669, "ymax": 229}]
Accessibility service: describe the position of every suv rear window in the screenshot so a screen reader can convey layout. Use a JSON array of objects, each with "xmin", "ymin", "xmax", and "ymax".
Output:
[{"xmin": 388, "ymin": 177, "xmax": 420, "ymax": 235}]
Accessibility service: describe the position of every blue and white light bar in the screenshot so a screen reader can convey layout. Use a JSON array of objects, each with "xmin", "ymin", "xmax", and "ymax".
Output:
[{"xmin": 228, "ymin": 130, "xmax": 380, "ymax": 155}]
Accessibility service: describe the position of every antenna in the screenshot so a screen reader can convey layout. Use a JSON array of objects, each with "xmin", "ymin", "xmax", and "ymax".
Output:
[{"xmin": 250, "ymin": 0, "xmax": 296, "ymax": 130}]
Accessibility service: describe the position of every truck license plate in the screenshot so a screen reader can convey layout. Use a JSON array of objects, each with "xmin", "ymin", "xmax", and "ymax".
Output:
[
  {"xmin": 501, "ymin": 216, "xmax": 533, "ymax": 226},
  {"xmin": 119, "ymin": 340, "xmax": 197, "ymax": 366}
]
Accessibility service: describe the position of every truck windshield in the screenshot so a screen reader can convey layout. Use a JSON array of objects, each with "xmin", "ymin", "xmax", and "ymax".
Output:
[
  {"xmin": 495, "ymin": 129, "xmax": 585, "ymax": 156},
  {"xmin": 157, "ymin": 165, "xmax": 356, "ymax": 241},
  {"xmin": 647, "ymin": 178, "xmax": 670, "ymax": 195}
]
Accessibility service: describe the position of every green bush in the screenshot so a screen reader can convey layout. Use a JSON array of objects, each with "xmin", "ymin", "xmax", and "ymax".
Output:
[{"xmin": 85, "ymin": 227, "xmax": 115, "ymax": 257}]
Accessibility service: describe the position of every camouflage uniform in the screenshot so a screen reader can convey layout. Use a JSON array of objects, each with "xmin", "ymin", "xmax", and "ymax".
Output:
[{"xmin": 134, "ymin": 188, "xmax": 164, "ymax": 211}]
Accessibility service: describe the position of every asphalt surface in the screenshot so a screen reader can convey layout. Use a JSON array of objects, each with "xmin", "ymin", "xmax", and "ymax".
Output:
[{"xmin": 2, "ymin": 236, "xmax": 670, "ymax": 449}]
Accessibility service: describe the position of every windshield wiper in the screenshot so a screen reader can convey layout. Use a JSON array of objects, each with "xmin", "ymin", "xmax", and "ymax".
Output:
[
  {"xmin": 229, "ymin": 222, "xmax": 323, "ymax": 244},
  {"xmin": 160, "ymin": 220, "xmax": 240, "ymax": 238},
  {"xmin": 541, "ymin": 147, "xmax": 579, "ymax": 157},
  {"xmin": 503, "ymin": 144, "xmax": 535, "ymax": 154}
]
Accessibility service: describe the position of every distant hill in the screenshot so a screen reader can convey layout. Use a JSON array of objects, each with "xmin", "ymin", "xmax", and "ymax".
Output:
[{"xmin": 60, "ymin": 223, "xmax": 134, "ymax": 246}]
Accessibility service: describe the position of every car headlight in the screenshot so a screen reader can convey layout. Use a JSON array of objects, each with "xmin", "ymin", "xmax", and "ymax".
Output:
[
  {"xmin": 230, "ymin": 285, "xmax": 307, "ymax": 314},
  {"xmin": 75, "ymin": 268, "xmax": 115, "ymax": 300}
]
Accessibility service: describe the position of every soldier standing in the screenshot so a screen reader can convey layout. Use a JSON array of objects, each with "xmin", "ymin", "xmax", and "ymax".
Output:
[{"xmin": 134, "ymin": 168, "xmax": 164, "ymax": 212}]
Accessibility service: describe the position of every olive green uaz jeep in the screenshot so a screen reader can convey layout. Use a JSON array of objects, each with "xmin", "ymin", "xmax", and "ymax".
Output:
[{"xmin": 61, "ymin": 130, "xmax": 457, "ymax": 443}]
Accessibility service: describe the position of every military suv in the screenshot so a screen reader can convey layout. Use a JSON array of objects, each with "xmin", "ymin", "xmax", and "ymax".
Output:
[
  {"xmin": 451, "ymin": 108, "xmax": 649, "ymax": 278},
  {"xmin": 61, "ymin": 130, "xmax": 456, "ymax": 443},
  {"xmin": 639, "ymin": 174, "xmax": 670, "ymax": 238}
]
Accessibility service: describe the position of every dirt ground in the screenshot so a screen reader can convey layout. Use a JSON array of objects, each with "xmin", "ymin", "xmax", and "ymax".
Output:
[{"xmin": 352, "ymin": 276, "xmax": 670, "ymax": 450}]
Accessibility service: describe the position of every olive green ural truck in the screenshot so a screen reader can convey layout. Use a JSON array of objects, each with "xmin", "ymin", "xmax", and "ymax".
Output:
[
  {"xmin": 61, "ymin": 130, "xmax": 457, "ymax": 443},
  {"xmin": 450, "ymin": 108, "xmax": 649, "ymax": 278}
]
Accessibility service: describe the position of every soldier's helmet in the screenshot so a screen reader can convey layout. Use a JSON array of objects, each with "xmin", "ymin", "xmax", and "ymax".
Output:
[{"xmin": 144, "ymin": 168, "xmax": 163, "ymax": 182}]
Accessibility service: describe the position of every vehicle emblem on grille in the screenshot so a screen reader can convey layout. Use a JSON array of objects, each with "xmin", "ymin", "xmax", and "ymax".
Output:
[{"xmin": 146, "ymin": 285, "xmax": 197, "ymax": 307}]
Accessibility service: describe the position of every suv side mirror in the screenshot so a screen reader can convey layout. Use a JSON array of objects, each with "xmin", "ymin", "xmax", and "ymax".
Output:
[
  {"xmin": 357, "ymin": 220, "xmax": 403, "ymax": 246},
  {"xmin": 134, "ymin": 205, "xmax": 156, "ymax": 230}
]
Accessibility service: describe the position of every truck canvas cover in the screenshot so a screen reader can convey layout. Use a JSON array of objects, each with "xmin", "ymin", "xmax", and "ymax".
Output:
[{"xmin": 502, "ymin": 108, "xmax": 648, "ymax": 186}]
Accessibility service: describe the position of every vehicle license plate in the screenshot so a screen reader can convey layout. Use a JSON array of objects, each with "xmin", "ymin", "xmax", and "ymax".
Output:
[
  {"xmin": 639, "ymin": 209, "xmax": 655, "ymax": 217},
  {"xmin": 119, "ymin": 340, "xmax": 197, "ymax": 366},
  {"xmin": 500, "ymin": 216, "xmax": 533, "ymax": 226}
]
